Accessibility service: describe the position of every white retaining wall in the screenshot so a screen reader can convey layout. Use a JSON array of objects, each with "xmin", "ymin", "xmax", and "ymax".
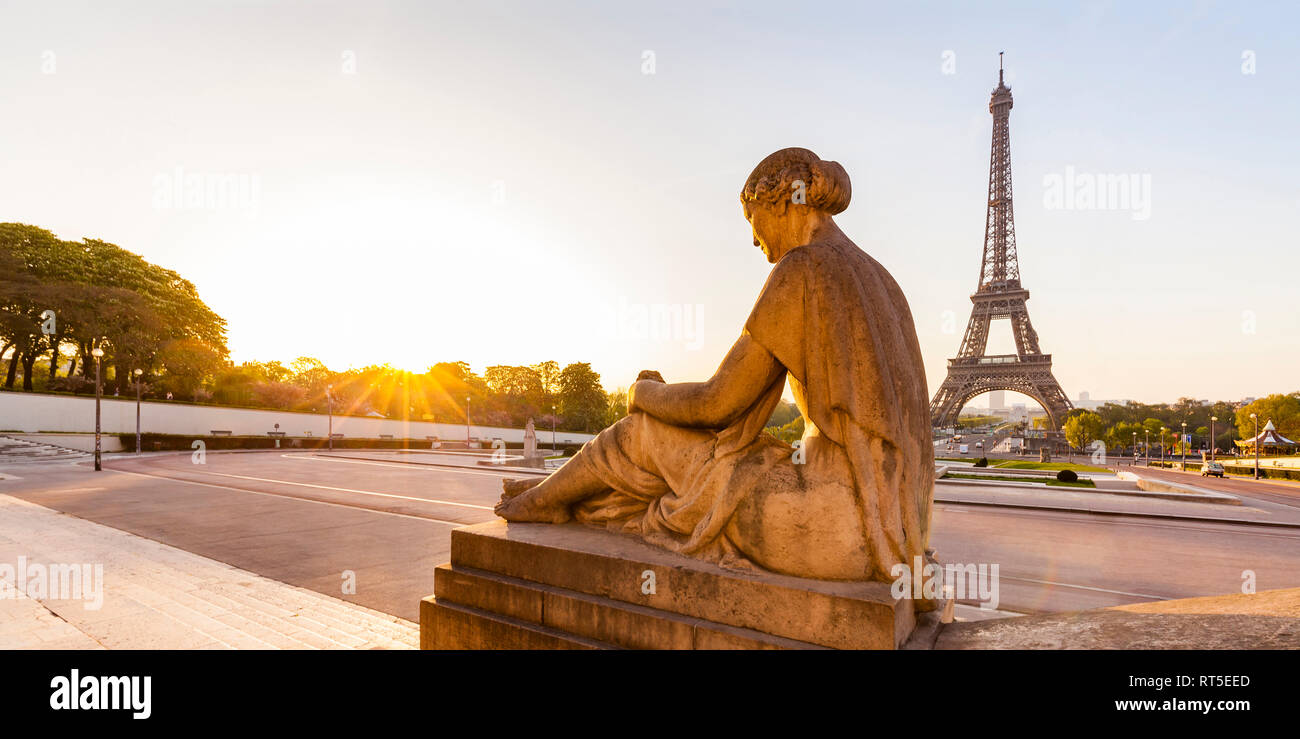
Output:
[{"xmin": 0, "ymin": 392, "xmax": 595, "ymax": 445}]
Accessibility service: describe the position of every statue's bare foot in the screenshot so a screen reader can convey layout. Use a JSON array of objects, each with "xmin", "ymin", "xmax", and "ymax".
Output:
[
  {"xmin": 494, "ymin": 491, "xmax": 571, "ymax": 523},
  {"xmin": 500, "ymin": 477, "xmax": 544, "ymax": 501}
]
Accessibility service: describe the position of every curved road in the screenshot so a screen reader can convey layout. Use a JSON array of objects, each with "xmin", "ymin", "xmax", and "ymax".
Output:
[{"xmin": 2, "ymin": 450, "xmax": 1297, "ymax": 621}]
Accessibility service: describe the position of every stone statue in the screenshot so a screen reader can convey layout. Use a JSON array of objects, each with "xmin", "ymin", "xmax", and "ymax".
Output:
[
  {"xmin": 495, "ymin": 148, "xmax": 936, "ymax": 605},
  {"xmin": 523, "ymin": 418, "xmax": 537, "ymax": 458}
]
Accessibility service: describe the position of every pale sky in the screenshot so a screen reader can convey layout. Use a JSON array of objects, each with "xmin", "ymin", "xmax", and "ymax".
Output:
[{"xmin": 2, "ymin": 0, "xmax": 1296, "ymax": 406}]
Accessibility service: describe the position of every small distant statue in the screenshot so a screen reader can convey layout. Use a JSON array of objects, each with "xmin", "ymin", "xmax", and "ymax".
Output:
[
  {"xmin": 496, "ymin": 148, "xmax": 936, "ymax": 608},
  {"xmin": 523, "ymin": 418, "xmax": 538, "ymax": 458}
]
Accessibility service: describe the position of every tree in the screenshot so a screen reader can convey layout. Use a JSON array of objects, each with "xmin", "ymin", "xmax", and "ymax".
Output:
[
  {"xmin": 532, "ymin": 360, "xmax": 562, "ymax": 396},
  {"xmin": 766, "ymin": 400, "xmax": 800, "ymax": 428},
  {"xmin": 1236, "ymin": 393, "xmax": 1300, "ymax": 447},
  {"xmin": 1104, "ymin": 420, "xmax": 1144, "ymax": 452},
  {"xmin": 558, "ymin": 362, "xmax": 607, "ymax": 432},
  {"xmin": 766, "ymin": 416, "xmax": 805, "ymax": 443},
  {"xmin": 251, "ymin": 380, "xmax": 306, "ymax": 409},
  {"xmin": 603, "ymin": 388, "xmax": 629, "ymax": 428},
  {"xmin": 156, "ymin": 338, "xmax": 225, "ymax": 401},
  {"xmin": 0, "ymin": 223, "xmax": 227, "ymax": 392},
  {"xmin": 1063, "ymin": 411, "xmax": 1105, "ymax": 460}
]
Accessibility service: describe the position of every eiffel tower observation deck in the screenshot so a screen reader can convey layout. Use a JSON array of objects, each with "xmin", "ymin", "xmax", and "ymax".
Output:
[{"xmin": 930, "ymin": 56, "xmax": 1072, "ymax": 430}]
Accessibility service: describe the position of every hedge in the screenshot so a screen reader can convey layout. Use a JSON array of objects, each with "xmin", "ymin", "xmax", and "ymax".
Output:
[
  {"xmin": 1145, "ymin": 459, "xmax": 1300, "ymax": 481},
  {"xmin": 113, "ymin": 433, "xmax": 585, "ymax": 456}
]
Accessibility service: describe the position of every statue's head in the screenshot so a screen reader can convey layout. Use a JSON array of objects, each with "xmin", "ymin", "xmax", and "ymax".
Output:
[{"xmin": 740, "ymin": 148, "xmax": 851, "ymax": 263}]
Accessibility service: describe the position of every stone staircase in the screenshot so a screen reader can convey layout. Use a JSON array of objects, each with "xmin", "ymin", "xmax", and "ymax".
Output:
[
  {"xmin": 422, "ymin": 521, "xmax": 948, "ymax": 650},
  {"xmin": 0, "ymin": 435, "xmax": 91, "ymax": 464}
]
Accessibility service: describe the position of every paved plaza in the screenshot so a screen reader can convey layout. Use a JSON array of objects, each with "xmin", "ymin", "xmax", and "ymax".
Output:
[{"xmin": 3, "ymin": 447, "xmax": 1300, "ymax": 648}]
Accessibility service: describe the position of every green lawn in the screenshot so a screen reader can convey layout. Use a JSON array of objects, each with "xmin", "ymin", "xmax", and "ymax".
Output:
[
  {"xmin": 942, "ymin": 472, "xmax": 1096, "ymax": 488},
  {"xmin": 991, "ymin": 460, "xmax": 1111, "ymax": 473}
]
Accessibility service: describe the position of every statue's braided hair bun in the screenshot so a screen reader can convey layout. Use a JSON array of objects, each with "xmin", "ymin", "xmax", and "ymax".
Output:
[{"xmin": 741, "ymin": 147, "xmax": 851, "ymax": 215}]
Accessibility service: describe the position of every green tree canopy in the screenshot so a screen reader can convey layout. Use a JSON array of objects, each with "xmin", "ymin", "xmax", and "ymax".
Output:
[{"xmin": 558, "ymin": 362, "xmax": 608, "ymax": 432}]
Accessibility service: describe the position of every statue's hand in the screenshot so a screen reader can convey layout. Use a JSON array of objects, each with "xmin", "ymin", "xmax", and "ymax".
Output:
[{"xmin": 636, "ymin": 369, "xmax": 665, "ymax": 383}]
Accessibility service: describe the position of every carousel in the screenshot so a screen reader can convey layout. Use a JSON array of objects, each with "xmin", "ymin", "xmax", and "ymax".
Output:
[{"xmin": 1234, "ymin": 419, "xmax": 1299, "ymax": 455}]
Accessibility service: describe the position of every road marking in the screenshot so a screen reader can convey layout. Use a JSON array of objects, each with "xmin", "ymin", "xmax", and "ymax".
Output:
[
  {"xmin": 1000, "ymin": 575, "xmax": 1168, "ymax": 600},
  {"xmin": 163, "ymin": 468, "xmax": 496, "ymax": 511},
  {"xmin": 43, "ymin": 487, "xmax": 107, "ymax": 493},
  {"xmin": 104, "ymin": 468, "xmax": 474, "ymax": 526},
  {"xmin": 935, "ymin": 501, "xmax": 1300, "ymax": 537},
  {"xmin": 285, "ymin": 453, "xmax": 535, "ymax": 479}
]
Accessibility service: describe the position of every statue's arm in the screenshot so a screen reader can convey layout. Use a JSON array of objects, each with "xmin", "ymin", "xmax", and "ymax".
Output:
[{"xmin": 628, "ymin": 333, "xmax": 783, "ymax": 429}]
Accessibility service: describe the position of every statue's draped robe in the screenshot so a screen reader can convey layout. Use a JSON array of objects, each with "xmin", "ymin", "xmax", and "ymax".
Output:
[{"xmin": 572, "ymin": 241, "xmax": 934, "ymax": 596}]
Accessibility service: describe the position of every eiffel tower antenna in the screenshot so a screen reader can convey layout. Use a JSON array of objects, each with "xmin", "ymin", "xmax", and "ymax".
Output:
[{"xmin": 929, "ymin": 60, "xmax": 1073, "ymax": 430}]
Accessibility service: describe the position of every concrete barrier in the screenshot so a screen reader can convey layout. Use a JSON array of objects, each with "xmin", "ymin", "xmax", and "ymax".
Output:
[{"xmin": 0, "ymin": 391, "xmax": 596, "ymax": 446}]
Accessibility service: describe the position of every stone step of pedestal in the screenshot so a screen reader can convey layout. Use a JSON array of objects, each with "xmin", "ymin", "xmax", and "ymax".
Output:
[
  {"xmin": 421, "ymin": 597, "xmax": 612, "ymax": 650},
  {"xmin": 434, "ymin": 563, "xmax": 826, "ymax": 650},
  {"xmin": 442, "ymin": 521, "xmax": 918, "ymax": 649}
]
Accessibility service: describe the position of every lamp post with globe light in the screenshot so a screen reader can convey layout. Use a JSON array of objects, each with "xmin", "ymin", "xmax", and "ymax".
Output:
[
  {"xmin": 1250, "ymin": 412, "xmax": 1259, "ymax": 479},
  {"xmin": 1181, "ymin": 421, "xmax": 1187, "ymax": 469},
  {"xmin": 133, "ymin": 368, "xmax": 143, "ymax": 453},
  {"xmin": 91, "ymin": 345, "xmax": 104, "ymax": 471},
  {"xmin": 1210, "ymin": 415, "xmax": 1217, "ymax": 461}
]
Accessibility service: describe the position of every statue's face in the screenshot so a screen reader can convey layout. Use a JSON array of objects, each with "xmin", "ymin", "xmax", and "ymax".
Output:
[{"xmin": 742, "ymin": 199, "xmax": 785, "ymax": 264}]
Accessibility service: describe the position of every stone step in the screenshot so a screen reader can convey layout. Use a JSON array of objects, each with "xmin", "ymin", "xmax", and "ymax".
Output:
[
  {"xmin": 0, "ymin": 436, "xmax": 90, "ymax": 464},
  {"xmin": 443, "ymin": 521, "xmax": 917, "ymax": 649},
  {"xmin": 435, "ymin": 563, "xmax": 826, "ymax": 650},
  {"xmin": 421, "ymin": 597, "xmax": 612, "ymax": 650}
]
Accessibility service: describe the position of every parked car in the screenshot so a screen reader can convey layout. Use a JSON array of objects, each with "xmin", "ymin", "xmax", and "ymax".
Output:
[{"xmin": 1201, "ymin": 461, "xmax": 1225, "ymax": 478}]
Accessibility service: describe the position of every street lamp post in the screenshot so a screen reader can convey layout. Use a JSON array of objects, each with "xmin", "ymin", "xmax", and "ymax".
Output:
[
  {"xmin": 133, "ymin": 368, "xmax": 143, "ymax": 454},
  {"xmin": 1160, "ymin": 427, "xmax": 1167, "ymax": 464},
  {"xmin": 1132, "ymin": 432, "xmax": 1137, "ymax": 464},
  {"xmin": 466, "ymin": 396, "xmax": 471, "ymax": 446},
  {"xmin": 1250, "ymin": 412, "xmax": 1259, "ymax": 479},
  {"xmin": 1180, "ymin": 421, "xmax": 1187, "ymax": 469},
  {"xmin": 551, "ymin": 405, "xmax": 556, "ymax": 452},
  {"xmin": 1144, "ymin": 428, "xmax": 1150, "ymax": 464},
  {"xmin": 326, "ymin": 385, "xmax": 333, "ymax": 451},
  {"xmin": 91, "ymin": 346, "xmax": 104, "ymax": 471},
  {"xmin": 1210, "ymin": 415, "xmax": 1217, "ymax": 462}
]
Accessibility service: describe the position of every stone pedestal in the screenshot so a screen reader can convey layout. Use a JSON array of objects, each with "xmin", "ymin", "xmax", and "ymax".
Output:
[{"xmin": 421, "ymin": 520, "xmax": 943, "ymax": 650}]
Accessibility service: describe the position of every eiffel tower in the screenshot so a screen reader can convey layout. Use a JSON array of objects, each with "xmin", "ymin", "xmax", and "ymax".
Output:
[{"xmin": 930, "ymin": 56, "xmax": 1072, "ymax": 430}]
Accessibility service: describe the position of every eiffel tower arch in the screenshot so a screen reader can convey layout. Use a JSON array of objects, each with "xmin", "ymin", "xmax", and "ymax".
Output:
[{"xmin": 930, "ymin": 56, "xmax": 1072, "ymax": 430}]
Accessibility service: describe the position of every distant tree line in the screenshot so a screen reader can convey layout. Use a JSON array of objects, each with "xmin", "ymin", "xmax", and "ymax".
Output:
[
  {"xmin": 216, "ymin": 357, "xmax": 627, "ymax": 434},
  {"xmin": 0, "ymin": 222, "xmax": 626, "ymax": 433},
  {"xmin": 1061, "ymin": 394, "xmax": 1300, "ymax": 457}
]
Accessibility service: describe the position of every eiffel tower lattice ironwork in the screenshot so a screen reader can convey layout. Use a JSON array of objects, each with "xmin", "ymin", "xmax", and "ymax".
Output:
[{"xmin": 930, "ymin": 57, "xmax": 1072, "ymax": 430}]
